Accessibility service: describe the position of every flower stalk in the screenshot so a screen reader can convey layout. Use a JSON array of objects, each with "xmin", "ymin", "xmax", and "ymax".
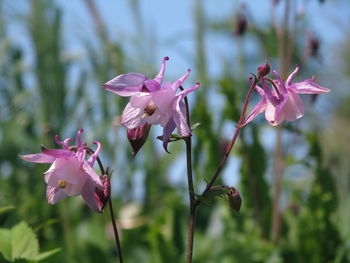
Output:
[
  {"xmin": 92, "ymin": 151, "xmax": 124, "ymax": 263},
  {"xmin": 197, "ymin": 75, "xmax": 259, "ymax": 202}
]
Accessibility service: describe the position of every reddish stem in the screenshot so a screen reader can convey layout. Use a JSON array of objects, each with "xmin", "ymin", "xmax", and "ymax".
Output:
[{"xmin": 196, "ymin": 75, "xmax": 259, "ymax": 203}]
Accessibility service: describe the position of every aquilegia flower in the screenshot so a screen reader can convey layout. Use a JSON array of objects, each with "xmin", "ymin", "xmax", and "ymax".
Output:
[
  {"xmin": 19, "ymin": 129, "xmax": 108, "ymax": 212},
  {"xmin": 243, "ymin": 65, "xmax": 330, "ymax": 126},
  {"xmin": 103, "ymin": 57, "xmax": 200, "ymax": 151}
]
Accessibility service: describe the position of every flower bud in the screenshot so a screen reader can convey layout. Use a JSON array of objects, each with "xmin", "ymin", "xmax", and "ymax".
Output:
[
  {"xmin": 308, "ymin": 35, "xmax": 320, "ymax": 58},
  {"xmin": 257, "ymin": 63, "xmax": 271, "ymax": 77},
  {"xmin": 233, "ymin": 13, "xmax": 247, "ymax": 37},
  {"xmin": 94, "ymin": 175, "xmax": 111, "ymax": 213},
  {"xmin": 226, "ymin": 187, "xmax": 242, "ymax": 215},
  {"xmin": 127, "ymin": 123, "xmax": 151, "ymax": 157}
]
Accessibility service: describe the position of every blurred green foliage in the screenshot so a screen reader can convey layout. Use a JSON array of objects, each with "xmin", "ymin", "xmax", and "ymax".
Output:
[{"xmin": 0, "ymin": 0, "xmax": 349, "ymax": 262}]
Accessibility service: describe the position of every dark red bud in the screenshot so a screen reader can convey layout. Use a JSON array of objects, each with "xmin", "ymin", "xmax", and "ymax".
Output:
[
  {"xmin": 309, "ymin": 37, "xmax": 320, "ymax": 58},
  {"xmin": 226, "ymin": 187, "xmax": 242, "ymax": 214},
  {"xmin": 234, "ymin": 13, "xmax": 247, "ymax": 36},
  {"xmin": 94, "ymin": 175, "xmax": 111, "ymax": 213},
  {"xmin": 127, "ymin": 123, "xmax": 151, "ymax": 157},
  {"xmin": 258, "ymin": 63, "xmax": 271, "ymax": 77}
]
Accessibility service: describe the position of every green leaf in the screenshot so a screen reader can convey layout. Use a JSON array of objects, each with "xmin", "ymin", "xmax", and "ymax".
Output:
[
  {"xmin": 0, "ymin": 229, "xmax": 11, "ymax": 260},
  {"xmin": 35, "ymin": 248, "xmax": 61, "ymax": 261},
  {"xmin": 196, "ymin": 188, "xmax": 230, "ymax": 205},
  {"xmin": 0, "ymin": 222, "xmax": 40, "ymax": 261},
  {"xmin": 11, "ymin": 222, "xmax": 39, "ymax": 261},
  {"xmin": 0, "ymin": 206, "xmax": 16, "ymax": 214}
]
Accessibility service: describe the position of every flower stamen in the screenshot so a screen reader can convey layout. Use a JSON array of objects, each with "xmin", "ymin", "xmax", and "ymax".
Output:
[
  {"xmin": 58, "ymin": 180, "xmax": 68, "ymax": 189},
  {"xmin": 141, "ymin": 102, "xmax": 157, "ymax": 118}
]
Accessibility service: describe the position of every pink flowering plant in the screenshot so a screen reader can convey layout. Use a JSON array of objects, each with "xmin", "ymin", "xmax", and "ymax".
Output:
[
  {"xmin": 19, "ymin": 57, "xmax": 329, "ymax": 263},
  {"xmin": 20, "ymin": 129, "xmax": 108, "ymax": 211}
]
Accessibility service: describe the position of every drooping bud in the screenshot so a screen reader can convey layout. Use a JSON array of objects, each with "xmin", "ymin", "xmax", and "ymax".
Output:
[
  {"xmin": 127, "ymin": 123, "xmax": 151, "ymax": 157},
  {"xmin": 94, "ymin": 175, "xmax": 111, "ymax": 213},
  {"xmin": 257, "ymin": 62, "xmax": 271, "ymax": 77},
  {"xmin": 233, "ymin": 13, "xmax": 247, "ymax": 37},
  {"xmin": 226, "ymin": 187, "xmax": 242, "ymax": 215},
  {"xmin": 308, "ymin": 35, "xmax": 320, "ymax": 58}
]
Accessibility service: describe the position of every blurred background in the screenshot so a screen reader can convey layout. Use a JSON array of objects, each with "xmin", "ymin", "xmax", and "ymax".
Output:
[{"xmin": 1, "ymin": 0, "xmax": 350, "ymax": 262}]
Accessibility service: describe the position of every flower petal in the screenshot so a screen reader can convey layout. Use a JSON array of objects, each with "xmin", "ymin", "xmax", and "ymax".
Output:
[
  {"xmin": 19, "ymin": 153, "xmax": 55, "ymax": 163},
  {"xmin": 151, "ymin": 87, "xmax": 176, "ymax": 114},
  {"xmin": 242, "ymin": 97, "xmax": 267, "ymax": 126},
  {"xmin": 81, "ymin": 180, "xmax": 100, "ymax": 212},
  {"xmin": 265, "ymin": 102, "xmax": 280, "ymax": 126},
  {"xmin": 290, "ymin": 78, "xmax": 330, "ymax": 94},
  {"xmin": 153, "ymin": 56, "xmax": 169, "ymax": 84},
  {"xmin": 82, "ymin": 162, "xmax": 103, "ymax": 188},
  {"xmin": 40, "ymin": 147, "xmax": 75, "ymax": 158},
  {"xmin": 102, "ymin": 73, "xmax": 147, "ymax": 96},
  {"xmin": 143, "ymin": 79, "xmax": 161, "ymax": 92},
  {"xmin": 286, "ymin": 65, "xmax": 299, "ymax": 87},
  {"xmin": 171, "ymin": 69, "xmax": 191, "ymax": 91},
  {"xmin": 162, "ymin": 117, "xmax": 176, "ymax": 152},
  {"xmin": 282, "ymin": 90, "xmax": 305, "ymax": 121},
  {"xmin": 173, "ymin": 97, "xmax": 191, "ymax": 137},
  {"xmin": 121, "ymin": 102, "xmax": 143, "ymax": 129},
  {"xmin": 46, "ymin": 185, "xmax": 67, "ymax": 204}
]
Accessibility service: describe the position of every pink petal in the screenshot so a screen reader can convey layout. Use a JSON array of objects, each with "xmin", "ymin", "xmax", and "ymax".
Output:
[
  {"xmin": 87, "ymin": 141, "xmax": 101, "ymax": 167},
  {"xmin": 151, "ymin": 87, "xmax": 176, "ymax": 113},
  {"xmin": 272, "ymin": 70, "xmax": 287, "ymax": 93},
  {"xmin": 46, "ymin": 185, "xmax": 67, "ymax": 204},
  {"xmin": 173, "ymin": 97, "xmax": 191, "ymax": 137},
  {"xmin": 55, "ymin": 135, "xmax": 72, "ymax": 149},
  {"xmin": 265, "ymin": 101, "xmax": 283, "ymax": 126},
  {"xmin": 76, "ymin": 129, "xmax": 84, "ymax": 147},
  {"xmin": 130, "ymin": 93, "xmax": 152, "ymax": 108},
  {"xmin": 162, "ymin": 117, "xmax": 176, "ymax": 152},
  {"xmin": 45, "ymin": 158, "xmax": 81, "ymax": 185},
  {"xmin": 143, "ymin": 79, "xmax": 161, "ymax": 92},
  {"xmin": 121, "ymin": 102, "xmax": 143, "ymax": 129},
  {"xmin": 40, "ymin": 146, "xmax": 74, "ymax": 158},
  {"xmin": 242, "ymin": 97, "xmax": 267, "ymax": 126},
  {"xmin": 103, "ymin": 73, "xmax": 147, "ymax": 96},
  {"xmin": 290, "ymin": 78, "xmax": 330, "ymax": 94},
  {"xmin": 81, "ymin": 180, "xmax": 100, "ymax": 212},
  {"xmin": 282, "ymin": 90, "xmax": 305, "ymax": 121},
  {"xmin": 286, "ymin": 65, "xmax": 299, "ymax": 87},
  {"xmin": 82, "ymin": 162, "xmax": 103, "ymax": 188},
  {"xmin": 255, "ymin": 86, "xmax": 265, "ymax": 97},
  {"xmin": 141, "ymin": 110, "xmax": 163, "ymax": 125},
  {"xmin": 171, "ymin": 69, "xmax": 191, "ymax": 91},
  {"xmin": 19, "ymin": 153, "xmax": 55, "ymax": 163},
  {"xmin": 176, "ymin": 82, "xmax": 200, "ymax": 98},
  {"xmin": 153, "ymin": 56, "xmax": 169, "ymax": 84},
  {"xmin": 64, "ymin": 174, "xmax": 86, "ymax": 196}
]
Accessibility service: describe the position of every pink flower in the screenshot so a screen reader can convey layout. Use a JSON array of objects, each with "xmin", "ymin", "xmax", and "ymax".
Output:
[
  {"xmin": 19, "ymin": 129, "xmax": 106, "ymax": 212},
  {"xmin": 243, "ymin": 65, "xmax": 330, "ymax": 126},
  {"xmin": 103, "ymin": 57, "xmax": 200, "ymax": 151}
]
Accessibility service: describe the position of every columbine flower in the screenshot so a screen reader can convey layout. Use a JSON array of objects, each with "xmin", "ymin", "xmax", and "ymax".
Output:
[
  {"xmin": 243, "ymin": 65, "xmax": 330, "ymax": 126},
  {"xmin": 103, "ymin": 57, "xmax": 200, "ymax": 151},
  {"xmin": 19, "ymin": 129, "xmax": 106, "ymax": 212}
]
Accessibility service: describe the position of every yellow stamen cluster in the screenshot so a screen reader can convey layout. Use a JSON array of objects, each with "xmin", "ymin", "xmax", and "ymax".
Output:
[{"xmin": 58, "ymin": 179, "xmax": 68, "ymax": 189}]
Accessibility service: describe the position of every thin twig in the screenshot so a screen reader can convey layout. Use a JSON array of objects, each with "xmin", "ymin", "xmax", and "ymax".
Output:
[{"xmin": 196, "ymin": 76, "xmax": 259, "ymax": 203}]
